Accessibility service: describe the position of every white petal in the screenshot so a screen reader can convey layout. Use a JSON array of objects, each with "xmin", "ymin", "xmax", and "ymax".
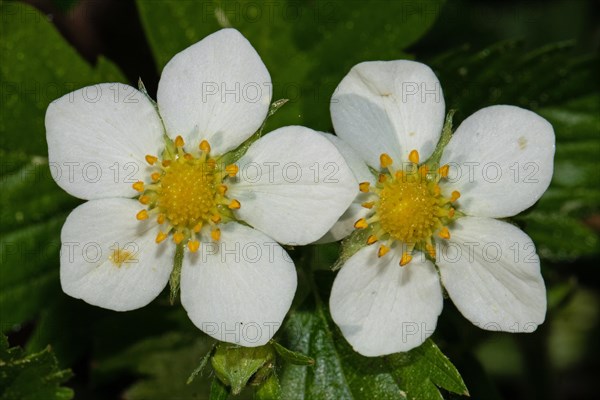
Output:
[
  {"xmin": 331, "ymin": 60, "xmax": 445, "ymax": 169},
  {"xmin": 60, "ymin": 198, "xmax": 174, "ymax": 311},
  {"xmin": 436, "ymin": 217, "xmax": 546, "ymax": 332},
  {"xmin": 46, "ymin": 83, "xmax": 165, "ymax": 200},
  {"xmin": 316, "ymin": 133, "xmax": 375, "ymax": 243},
  {"xmin": 228, "ymin": 126, "xmax": 357, "ymax": 245},
  {"xmin": 330, "ymin": 246, "xmax": 443, "ymax": 356},
  {"xmin": 441, "ymin": 105, "xmax": 555, "ymax": 218},
  {"xmin": 180, "ymin": 222, "xmax": 297, "ymax": 346},
  {"xmin": 157, "ymin": 29, "xmax": 272, "ymax": 155}
]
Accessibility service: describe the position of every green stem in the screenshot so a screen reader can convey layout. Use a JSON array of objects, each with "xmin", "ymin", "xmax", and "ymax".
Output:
[{"xmin": 169, "ymin": 243, "xmax": 184, "ymax": 305}]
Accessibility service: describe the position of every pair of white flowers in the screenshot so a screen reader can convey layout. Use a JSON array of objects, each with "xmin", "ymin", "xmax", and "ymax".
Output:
[{"xmin": 47, "ymin": 29, "xmax": 554, "ymax": 356}]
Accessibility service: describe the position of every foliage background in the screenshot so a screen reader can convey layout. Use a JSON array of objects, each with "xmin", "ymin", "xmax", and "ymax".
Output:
[{"xmin": 1, "ymin": 0, "xmax": 599, "ymax": 399}]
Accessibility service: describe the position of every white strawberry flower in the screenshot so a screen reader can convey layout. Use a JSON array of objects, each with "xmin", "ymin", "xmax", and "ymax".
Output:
[
  {"xmin": 46, "ymin": 29, "xmax": 356, "ymax": 347},
  {"xmin": 327, "ymin": 60, "xmax": 554, "ymax": 356}
]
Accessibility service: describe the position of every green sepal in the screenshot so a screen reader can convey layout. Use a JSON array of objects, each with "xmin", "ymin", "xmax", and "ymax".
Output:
[
  {"xmin": 210, "ymin": 343, "xmax": 276, "ymax": 395},
  {"xmin": 424, "ymin": 110, "xmax": 456, "ymax": 169},
  {"xmin": 209, "ymin": 377, "xmax": 230, "ymax": 400},
  {"xmin": 187, "ymin": 344, "xmax": 216, "ymax": 384},
  {"xmin": 332, "ymin": 225, "xmax": 373, "ymax": 271},
  {"xmin": 254, "ymin": 373, "xmax": 281, "ymax": 400},
  {"xmin": 270, "ymin": 340, "xmax": 314, "ymax": 366}
]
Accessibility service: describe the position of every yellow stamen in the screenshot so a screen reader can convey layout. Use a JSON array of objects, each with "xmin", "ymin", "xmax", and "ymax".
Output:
[
  {"xmin": 184, "ymin": 153, "xmax": 193, "ymax": 160},
  {"xmin": 378, "ymin": 174, "xmax": 387, "ymax": 183},
  {"xmin": 439, "ymin": 164, "xmax": 450, "ymax": 178},
  {"xmin": 354, "ymin": 218, "xmax": 368, "ymax": 229},
  {"xmin": 448, "ymin": 208, "xmax": 456, "ymax": 218},
  {"xmin": 145, "ymin": 155, "xmax": 158, "ymax": 165},
  {"xmin": 426, "ymin": 243, "xmax": 436, "ymax": 258},
  {"xmin": 361, "ymin": 201, "xmax": 375, "ymax": 209},
  {"xmin": 225, "ymin": 164, "xmax": 239, "ymax": 177},
  {"xmin": 439, "ymin": 227, "xmax": 451, "ymax": 240},
  {"xmin": 451, "ymin": 190, "xmax": 461, "ymax": 202},
  {"xmin": 217, "ymin": 184, "xmax": 228, "ymax": 195},
  {"xmin": 162, "ymin": 160, "xmax": 172, "ymax": 168},
  {"xmin": 199, "ymin": 140, "xmax": 211, "ymax": 153},
  {"xmin": 136, "ymin": 210, "xmax": 148, "ymax": 220},
  {"xmin": 380, "ymin": 153, "xmax": 393, "ymax": 168},
  {"xmin": 210, "ymin": 214, "xmax": 222, "ymax": 224},
  {"xmin": 211, "ymin": 229, "xmax": 221, "ymax": 241},
  {"xmin": 173, "ymin": 231, "xmax": 185, "ymax": 244},
  {"xmin": 132, "ymin": 181, "xmax": 144, "ymax": 192},
  {"xmin": 359, "ymin": 182, "xmax": 370, "ymax": 193},
  {"xmin": 193, "ymin": 223, "xmax": 202, "ymax": 233},
  {"xmin": 228, "ymin": 199, "xmax": 241, "ymax": 209},
  {"xmin": 400, "ymin": 252, "xmax": 413, "ymax": 266},
  {"xmin": 188, "ymin": 240, "xmax": 200, "ymax": 253},
  {"xmin": 175, "ymin": 135, "xmax": 185, "ymax": 148},
  {"xmin": 157, "ymin": 214, "xmax": 165, "ymax": 225},
  {"xmin": 151, "ymin": 172, "xmax": 161, "ymax": 181},
  {"xmin": 378, "ymin": 245, "xmax": 390, "ymax": 258},
  {"xmin": 367, "ymin": 235, "xmax": 378, "ymax": 245},
  {"xmin": 408, "ymin": 149, "xmax": 419, "ymax": 164},
  {"xmin": 139, "ymin": 195, "xmax": 151, "ymax": 205},
  {"xmin": 155, "ymin": 231, "xmax": 168, "ymax": 243},
  {"xmin": 433, "ymin": 184, "xmax": 441, "ymax": 196}
]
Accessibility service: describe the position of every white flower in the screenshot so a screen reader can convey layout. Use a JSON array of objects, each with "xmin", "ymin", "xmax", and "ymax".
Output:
[
  {"xmin": 46, "ymin": 29, "xmax": 357, "ymax": 347},
  {"xmin": 327, "ymin": 60, "xmax": 554, "ymax": 356}
]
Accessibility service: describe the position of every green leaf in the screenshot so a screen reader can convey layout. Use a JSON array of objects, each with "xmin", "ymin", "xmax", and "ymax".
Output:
[
  {"xmin": 136, "ymin": 0, "xmax": 443, "ymax": 131},
  {"xmin": 387, "ymin": 340, "xmax": 470, "ymax": 400},
  {"xmin": 515, "ymin": 213, "xmax": 600, "ymax": 261},
  {"xmin": 0, "ymin": 2, "xmax": 125, "ymax": 155},
  {"xmin": 0, "ymin": 333, "xmax": 73, "ymax": 400},
  {"xmin": 278, "ymin": 273, "xmax": 468, "ymax": 400},
  {"xmin": 0, "ymin": 1, "xmax": 126, "ymax": 328}
]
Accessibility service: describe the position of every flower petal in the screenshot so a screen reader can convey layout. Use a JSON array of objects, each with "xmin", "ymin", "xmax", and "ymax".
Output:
[
  {"xmin": 228, "ymin": 126, "xmax": 357, "ymax": 245},
  {"xmin": 331, "ymin": 60, "xmax": 445, "ymax": 169},
  {"xmin": 60, "ymin": 198, "xmax": 174, "ymax": 311},
  {"xmin": 440, "ymin": 105, "xmax": 555, "ymax": 218},
  {"xmin": 316, "ymin": 133, "xmax": 375, "ymax": 243},
  {"xmin": 436, "ymin": 216, "xmax": 546, "ymax": 332},
  {"xmin": 46, "ymin": 83, "xmax": 165, "ymax": 200},
  {"xmin": 330, "ymin": 246, "xmax": 443, "ymax": 356},
  {"xmin": 157, "ymin": 29, "xmax": 272, "ymax": 155},
  {"xmin": 180, "ymin": 222, "xmax": 297, "ymax": 346}
]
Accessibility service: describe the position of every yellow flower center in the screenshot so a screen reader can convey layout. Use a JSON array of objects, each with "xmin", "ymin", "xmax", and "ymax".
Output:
[
  {"xmin": 354, "ymin": 150, "xmax": 460, "ymax": 266},
  {"xmin": 132, "ymin": 136, "xmax": 241, "ymax": 253}
]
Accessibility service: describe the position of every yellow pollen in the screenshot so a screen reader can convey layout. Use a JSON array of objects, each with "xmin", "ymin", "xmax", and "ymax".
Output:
[
  {"xmin": 408, "ymin": 149, "xmax": 420, "ymax": 164},
  {"xmin": 211, "ymin": 228, "xmax": 221, "ymax": 241},
  {"xmin": 188, "ymin": 240, "xmax": 200, "ymax": 253},
  {"xmin": 136, "ymin": 210, "xmax": 149, "ymax": 220},
  {"xmin": 359, "ymin": 182, "xmax": 370, "ymax": 193},
  {"xmin": 400, "ymin": 252, "xmax": 412, "ymax": 266},
  {"xmin": 200, "ymin": 140, "xmax": 211, "ymax": 153},
  {"xmin": 109, "ymin": 248, "xmax": 135, "ymax": 267},
  {"xmin": 367, "ymin": 235, "xmax": 378, "ymax": 245},
  {"xmin": 378, "ymin": 245, "xmax": 390, "ymax": 258},
  {"xmin": 228, "ymin": 199, "xmax": 241, "ymax": 209},
  {"xmin": 380, "ymin": 153, "xmax": 393, "ymax": 168},
  {"xmin": 225, "ymin": 164, "xmax": 239, "ymax": 177},
  {"xmin": 439, "ymin": 227, "xmax": 451, "ymax": 240},
  {"xmin": 451, "ymin": 190, "xmax": 461, "ymax": 202},
  {"xmin": 145, "ymin": 155, "xmax": 158, "ymax": 165},
  {"xmin": 132, "ymin": 181, "xmax": 144, "ymax": 192},
  {"xmin": 173, "ymin": 231, "xmax": 185, "ymax": 244},
  {"xmin": 354, "ymin": 218, "xmax": 368, "ymax": 229},
  {"xmin": 155, "ymin": 231, "xmax": 168, "ymax": 243},
  {"xmin": 151, "ymin": 172, "xmax": 162, "ymax": 181},
  {"xmin": 175, "ymin": 135, "xmax": 185, "ymax": 147}
]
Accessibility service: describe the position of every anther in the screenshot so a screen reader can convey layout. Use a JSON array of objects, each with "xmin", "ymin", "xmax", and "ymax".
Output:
[
  {"xmin": 132, "ymin": 181, "xmax": 144, "ymax": 192},
  {"xmin": 354, "ymin": 218, "xmax": 368, "ymax": 229},
  {"xmin": 408, "ymin": 149, "xmax": 420, "ymax": 164},
  {"xmin": 155, "ymin": 231, "xmax": 168, "ymax": 243},
  {"xmin": 210, "ymin": 214, "xmax": 222, "ymax": 224},
  {"xmin": 145, "ymin": 155, "xmax": 158, "ymax": 165},
  {"xmin": 451, "ymin": 191, "xmax": 461, "ymax": 202},
  {"xmin": 188, "ymin": 240, "xmax": 200, "ymax": 253},
  {"xmin": 217, "ymin": 184, "xmax": 228, "ymax": 195},
  {"xmin": 200, "ymin": 140, "xmax": 211, "ymax": 153},
  {"xmin": 400, "ymin": 252, "xmax": 413, "ymax": 266},
  {"xmin": 225, "ymin": 164, "xmax": 239, "ymax": 177},
  {"xmin": 380, "ymin": 153, "xmax": 393, "ymax": 168},
  {"xmin": 175, "ymin": 135, "xmax": 185, "ymax": 148},
  {"xmin": 211, "ymin": 229, "xmax": 221, "ymax": 241},
  {"xmin": 378, "ymin": 245, "xmax": 390, "ymax": 258},
  {"xmin": 139, "ymin": 195, "xmax": 151, "ymax": 205},
  {"xmin": 157, "ymin": 214, "xmax": 165, "ymax": 224},
  {"xmin": 361, "ymin": 201, "xmax": 375, "ymax": 209},
  {"xmin": 136, "ymin": 210, "xmax": 149, "ymax": 220},
  {"xmin": 228, "ymin": 199, "xmax": 241, "ymax": 209},
  {"xmin": 439, "ymin": 227, "xmax": 451, "ymax": 240},
  {"xmin": 439, "ymin": 164, "xmax": 450, "ymax": 178},
  {"xmin": 173, "ymin": 231, "xmax": 185, "ymax": 244},
  {"xmin": 367, "ymin": 235, "xmax": 378, "ymax": 245},
  {"xmin": 359, "ymin": 182, "xmax": 370, "ymax": 193}
]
